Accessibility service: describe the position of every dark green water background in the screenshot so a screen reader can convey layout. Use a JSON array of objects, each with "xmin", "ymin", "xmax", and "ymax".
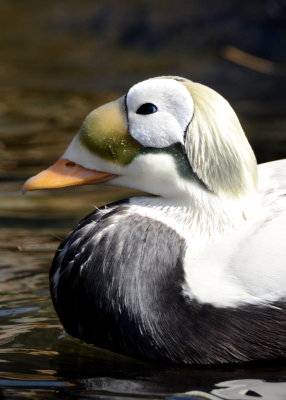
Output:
[{"xmin": 1, "ymin": 1, "xmax": 286, "ymax": 399}]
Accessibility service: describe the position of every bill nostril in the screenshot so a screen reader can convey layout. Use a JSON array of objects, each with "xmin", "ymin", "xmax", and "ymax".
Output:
[{"xmin": 65, "ymin": 161, "xmax": 76, "ymax": 168}]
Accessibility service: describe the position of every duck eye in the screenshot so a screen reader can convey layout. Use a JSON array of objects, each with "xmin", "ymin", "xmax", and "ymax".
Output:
[{"xmin": 136, "ymin": 103, "xmax": 158, "ymax": 115}]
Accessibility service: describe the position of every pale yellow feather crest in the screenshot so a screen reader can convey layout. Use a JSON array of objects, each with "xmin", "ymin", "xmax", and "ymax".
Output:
[{"xmin": 182, "ymin": 81, "xmax": 258, "ymax": 196}]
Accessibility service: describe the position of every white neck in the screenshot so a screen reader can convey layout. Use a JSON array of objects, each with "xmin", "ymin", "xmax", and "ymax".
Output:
[
  {"xmin": 130, "ymin": 186, "xmax": 267, "ymax": 308},
  {"xmin": 130, "ymin": 185, "xmax": 261, "ymax": 250}
]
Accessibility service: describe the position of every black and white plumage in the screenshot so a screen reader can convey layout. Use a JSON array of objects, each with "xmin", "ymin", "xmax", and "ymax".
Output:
[{"xmin": 24, "ymin": 76, "xmax": 286, "ymax": 364}]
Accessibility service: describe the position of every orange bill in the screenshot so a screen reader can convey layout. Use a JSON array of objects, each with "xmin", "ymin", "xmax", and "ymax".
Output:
[{"xmin": 23, "ymin": 159, "xmax": 117, "ymax": 192}]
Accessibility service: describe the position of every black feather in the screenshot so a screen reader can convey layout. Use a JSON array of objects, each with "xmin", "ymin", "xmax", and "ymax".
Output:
[{"xmin": 50, "ymin": 201, "xmax": 286, "ymax": 364}]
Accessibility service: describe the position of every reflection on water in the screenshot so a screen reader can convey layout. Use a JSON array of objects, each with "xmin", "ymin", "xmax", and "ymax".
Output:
[{"xmin": 211, "ymin": 379, "xmax": 286, "ymax": 399}]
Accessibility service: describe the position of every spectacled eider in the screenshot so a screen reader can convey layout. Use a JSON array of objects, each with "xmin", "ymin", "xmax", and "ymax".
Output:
[{"xmin": 23, "ymin": 76, "xmax": 286, "ymax": 364}]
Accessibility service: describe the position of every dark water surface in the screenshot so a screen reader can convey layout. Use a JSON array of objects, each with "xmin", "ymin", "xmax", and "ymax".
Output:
[{"xmin": 1, "ymin": 0, "xmax": 286, "ymax": 398}]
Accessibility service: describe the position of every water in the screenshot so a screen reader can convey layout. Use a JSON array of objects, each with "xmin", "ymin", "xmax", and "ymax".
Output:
[{"xmin": 1, "ymin": 0, "xmax": 286, "ymax": 398}]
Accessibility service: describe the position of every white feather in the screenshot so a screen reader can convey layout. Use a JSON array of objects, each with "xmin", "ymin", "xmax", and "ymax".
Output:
[
  {"xmin": 127, "ymin": 78, "xmax": 194, "ymax": 147},
  {"xmin": 125, "ymin": 159, "xmax": 286, "ymax": 308}
]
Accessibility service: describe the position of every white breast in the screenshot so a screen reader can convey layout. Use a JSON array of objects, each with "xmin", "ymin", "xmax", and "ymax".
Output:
[{"xmin": 183, "ymin": 160, "xmax": 286, "ymax": 307}]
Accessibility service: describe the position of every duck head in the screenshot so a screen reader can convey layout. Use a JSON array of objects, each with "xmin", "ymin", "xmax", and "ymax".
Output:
[{"xmin": 23, "ymin": 77, "xmax": 258, "ymax": 199}]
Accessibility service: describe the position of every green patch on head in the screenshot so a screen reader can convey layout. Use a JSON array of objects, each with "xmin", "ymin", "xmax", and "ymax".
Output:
[
  {"xmin": 141, "ymin": 143, "xmax": 208, "ymax": 190},
  {"xmin": 79, "ymin": 97, "xmax": 142, "ymax": 165}
]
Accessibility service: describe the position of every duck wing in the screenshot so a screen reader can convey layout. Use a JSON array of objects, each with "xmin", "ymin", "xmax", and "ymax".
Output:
[{"xmin": 230, "ymin": 159, "xmax": 286, "ymax": 303}]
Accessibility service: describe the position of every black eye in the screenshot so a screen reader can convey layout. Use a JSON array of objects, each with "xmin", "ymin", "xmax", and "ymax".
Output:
[{"xmin": 136, "ymin": 103, "xmax": 158, "ymax": 115}]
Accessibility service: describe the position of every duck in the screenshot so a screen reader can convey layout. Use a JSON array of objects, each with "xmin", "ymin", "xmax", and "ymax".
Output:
[{"xmin": 23, "ymin": 76, "xmax": 286, "ymax": 365}]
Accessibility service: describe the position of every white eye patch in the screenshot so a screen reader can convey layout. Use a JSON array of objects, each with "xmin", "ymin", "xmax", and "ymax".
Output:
[{"xmin": 126, "ymin": 78, "xmax": 194, "ymax": 148}]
